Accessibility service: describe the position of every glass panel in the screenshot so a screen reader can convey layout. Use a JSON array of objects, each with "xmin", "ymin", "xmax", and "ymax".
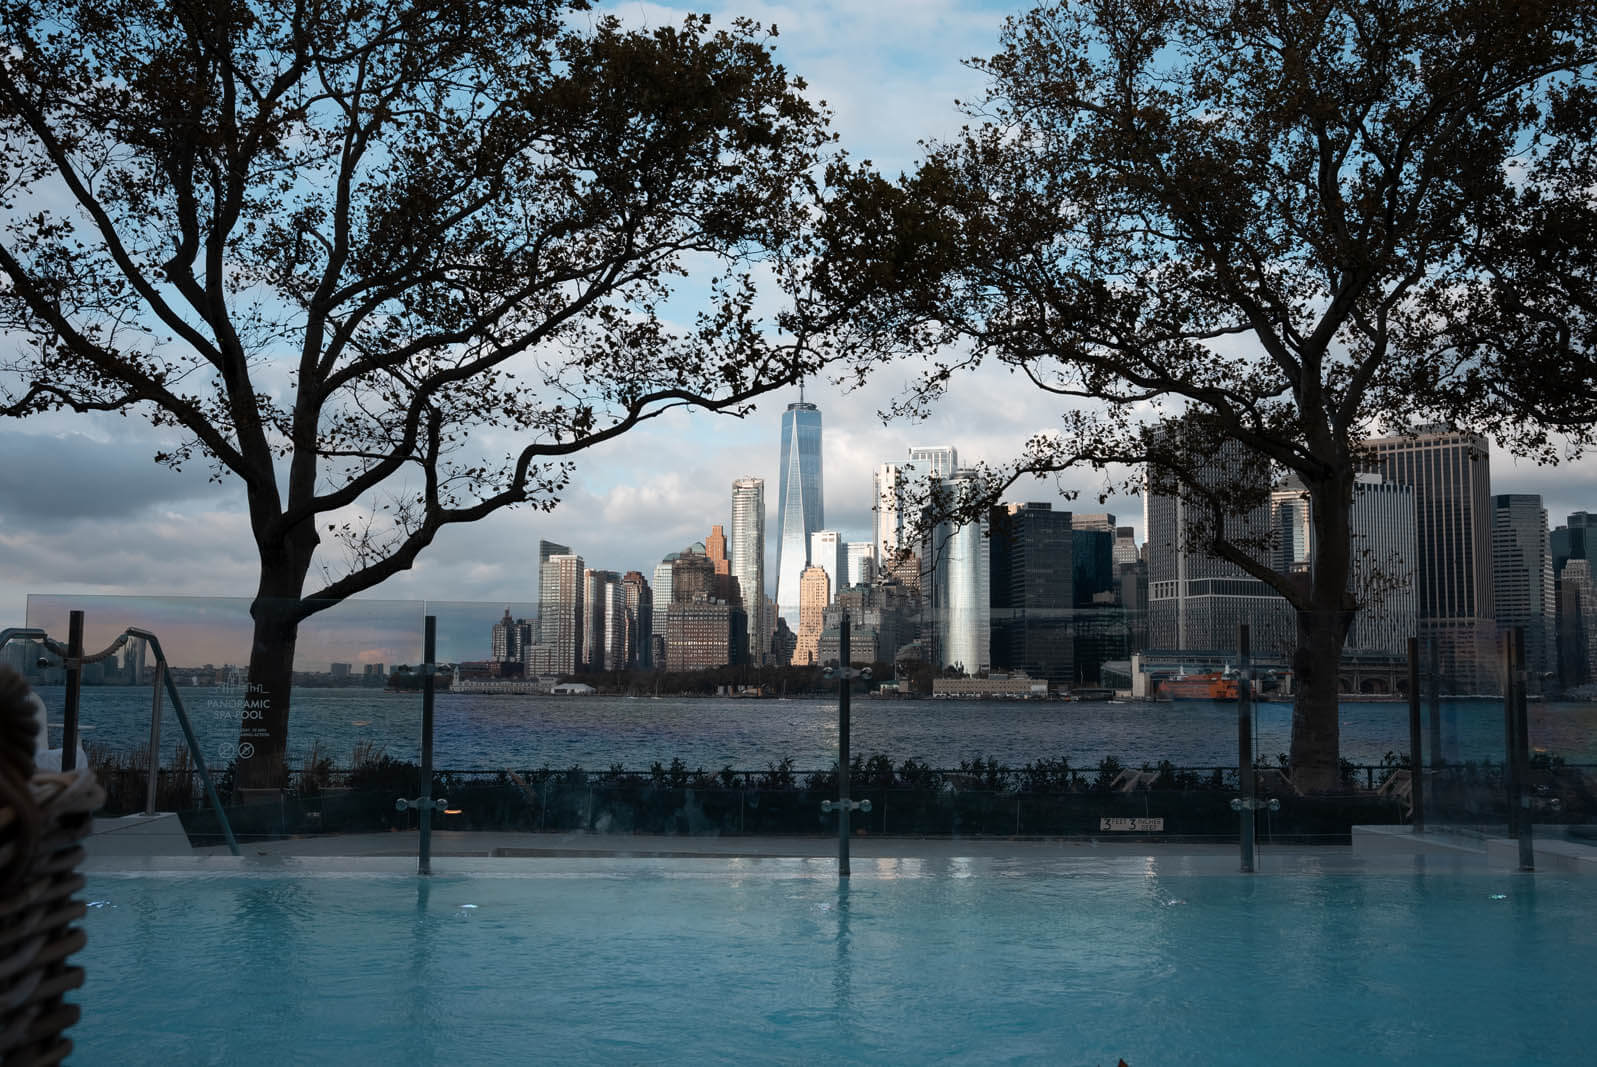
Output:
[
  {"xmin": 1423, "ymin": 635, "xmax": 1510, "ymax": 838},
  {"xmin": 23, "ymin": 593, "xmax": 423, "ymax": 848},
  {"xmin": 22, "ymin": 593, "xmax": 1539, "ymax": 853}
]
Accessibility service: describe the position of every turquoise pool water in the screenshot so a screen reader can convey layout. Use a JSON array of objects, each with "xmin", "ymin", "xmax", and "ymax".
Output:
[{"xmin": 74, "ymin": 860, "xmax": 1597, "ymax": 1065}]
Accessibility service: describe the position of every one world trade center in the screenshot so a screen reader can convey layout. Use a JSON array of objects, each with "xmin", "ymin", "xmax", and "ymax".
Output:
[{"xmin": 774, "ymin": 390, "xmax": 822, "ymax": 628}]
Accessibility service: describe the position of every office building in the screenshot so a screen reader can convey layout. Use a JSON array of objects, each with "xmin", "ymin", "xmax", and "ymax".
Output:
[
  {"xmin": 774, "ymin": 391, "xmax": 823, "ymax": 628},
  {"xmin": 770, "ymin": 617, "xmax": 797, "ymax": 667},
  {"xmin": 907, "ymin": 445, "xmax": 959, "ymax": 480},
  {"xmin": 1345, "ymin": 474, "xmax": 1418, "ymax": 656},
  {"xmin": 1072, "ymin": 513, "xmax": 1116, "ymax": 533},
  {"xmin": 810, "ymin": 529, "xmax": 846, "ymax": 599},
  {"xmin": 928, "ymin": 468, "xmax": 990, "ymax": 673},
  {"xmin": 847, "ymin": 541, "xmax": 876, "ymax": 588},
  {"xmin": 664, "ymin": 596, "xmax": 745, "ymax": 671},
  {"xmin": 530, "ymin": 552, "xmax": 585, "ymax": 674},
  {"xmin": 730, "ymin": 477, "xmax": 766, "ymax": 665},
  {"xmin": 1551, "ymin": 511, "xmax": 1595, "ymax": 577},
  {"xmin": 652, "ymin": 552, "xmax": 679, "ymax": 647},
  {"xmin": 622, "ymin": 571, "xmax": 652, "ymax": 669},
  {"xmin": 659, "ymin": 548, "xmax": 745, "ymax": 668},
  {"xmin": 1558, "ymin": 558, "xmax": 1597, "ymax": 689},
  {"xmin": 706, "ymin": 525, "xmax": 730, "ymax": 576},
  {"xmin": 1552, "ymin": 512, "xmax": 1596, "ymax": 687},
  {"xmin": 1113, "ymin": 527, "xmax": 1139, "ymax": 567},
  {"xmin": 1272, "ymin": 474, "xmax": 1420, "ymax": 656},
  {"xmin": 1145, "ymin": 429, "xmax": 1293, "ymax": 657},
  {"xmin": 706, "ymin": 523, "xmax": 742, "ymax": 604},
  {"xmin": 1071, "ymin": 517, "xmax": 1128, "ymax": 683},
  {"xmin": 990, "ymin": 502, "xmax": 1073, "ymax": 684},
  {"xmin": 874, "ymin": 462, "xmax": 905, "ymax": 560},
  {"xmin": 670, "ymin": 550, "xmax": 716, "ymax": 605},
  {"xmin": 1364, "ymin": 430, "xmax": 1496, "ymax": 692},
  {"xmin": 491, "ymin": 608, "xmax": 534, "ymax": 672},
  {"xmin": 535, "ymin": 539, "xmax": 571, "ymax": 641},
  {"xmin": 583, "ymin": 569, "xmax": 626, "ymax": 672},
  {"xmin": 794, "ymin": 565, "xmax": 830, "ymax": 666},
  {"xmin": 1493, "ymin": 494, "xmax": 1553, "ymax": 691},
  {"xmin": 1072, "ymin": 525, "xmax": 1115, "ymax": 606}
]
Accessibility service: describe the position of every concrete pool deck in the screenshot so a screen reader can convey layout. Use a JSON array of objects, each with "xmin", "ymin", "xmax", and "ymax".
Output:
[{"xmin": 79, "ymin": 812, "xmax": 1597, "ymax": 875}]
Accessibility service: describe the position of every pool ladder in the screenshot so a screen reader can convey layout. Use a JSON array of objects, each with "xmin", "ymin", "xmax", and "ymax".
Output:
[{"xmin": 1, "ymin": 621, "xmax": 241, "ymax": 857}]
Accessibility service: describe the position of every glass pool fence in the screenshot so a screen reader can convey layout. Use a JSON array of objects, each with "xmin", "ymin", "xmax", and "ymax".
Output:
[{"xmin": 12, "ymin": 594, "xmax": 1594, "ymax": 856}]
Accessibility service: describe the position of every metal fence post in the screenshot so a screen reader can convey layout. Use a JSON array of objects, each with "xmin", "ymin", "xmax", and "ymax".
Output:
[
  {"xmin": 1502, "ymin": 631, "xmax": 1519, "ymax": 840},
  {"xmin": 61, "ymin": 610, "xmax": 84, "ymax": 771},
  {"xmin": 418, "ymin": 615, "xmax": 437, "ymax": 876},
  {"xmin": 838, "ymin": 614, "xmax": 852, "ymax": 877},
  {"xmin": 1408, "ymin": 637, "xmax": 1424, "ymax": 834},
  {"xmin": 1511, "ymin": 627, "xmax": 1534, "ymax": 871},
  {"xmin": 1426, "ymin": 635, "xmax": 1443, "ymax": 768},
  {"xmin": 1237, "ymin": 623, "xmax": 1254, "ymax": 873}
]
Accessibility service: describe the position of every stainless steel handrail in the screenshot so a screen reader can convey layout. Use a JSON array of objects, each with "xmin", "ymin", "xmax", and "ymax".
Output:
[{"xmin": 0, "ymin": 624, "xmax": 241, "ymax": 856}]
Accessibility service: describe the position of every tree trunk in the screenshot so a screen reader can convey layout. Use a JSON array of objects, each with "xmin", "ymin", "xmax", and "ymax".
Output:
[
  {"xmin": 1289, "ymin": 470, "xmax": 1357, "ymax": 793},
  {"xmin": 1290, "ymin": 606, "xmax": 1349, "ymax": 792},
  {"xmin": 238, "ymin": 601, "xmax": 298, "ymax": 790}
]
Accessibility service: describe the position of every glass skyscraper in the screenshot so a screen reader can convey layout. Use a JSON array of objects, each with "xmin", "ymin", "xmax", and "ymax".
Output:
[
  {"xmin": 810, "ymin": 529, "xmax": 846, "ymax": 599},
  {"xmin": 989, "ymin": 502, "xmax": 1073, "ymax": 683},
  {"xmin": 907, "ymin": 445, "xmax": 959, "ymax": 480},
  {"xmin": 730, "ymin": 477, "xmax": 766, "ymax": 664},
  {"xmin": 775, "ymin": 393, "xmax": 823, "ymax": 627},
  {"xmin": 930, "ymin": 468, "xmax": 990, "ymax": 673}
]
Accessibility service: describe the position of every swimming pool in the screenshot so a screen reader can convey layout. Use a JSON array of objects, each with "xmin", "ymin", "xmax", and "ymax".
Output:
[{"xmin": 75, "ymin": 858, "xmax": 1597, "ymax": 1065}]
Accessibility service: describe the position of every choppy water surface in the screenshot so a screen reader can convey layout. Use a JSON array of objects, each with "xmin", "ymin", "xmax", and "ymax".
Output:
[{"xmin": 31, "ymin": 685, "xmax": 1597, "ymax": 770}]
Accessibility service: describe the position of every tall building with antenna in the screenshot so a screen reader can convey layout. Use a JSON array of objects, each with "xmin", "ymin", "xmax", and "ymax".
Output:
[{"xmin": 774, "ymin": 388, "xmax": 823, "ymax": 627}]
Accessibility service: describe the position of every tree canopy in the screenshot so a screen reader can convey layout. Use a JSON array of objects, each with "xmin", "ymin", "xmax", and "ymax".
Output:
[
  {"xmin": 816, "ymin": 0, "xmax": 1597, "ymax": 789},
  {"xmin": 0, "ymin": 0, "xmax": 841, "ymax": 785}
]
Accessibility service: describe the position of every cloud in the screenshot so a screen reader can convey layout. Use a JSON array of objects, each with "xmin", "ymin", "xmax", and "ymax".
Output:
[{"xmin": 0, "ymin": 430, "xmax": 218, "ymax": 523}]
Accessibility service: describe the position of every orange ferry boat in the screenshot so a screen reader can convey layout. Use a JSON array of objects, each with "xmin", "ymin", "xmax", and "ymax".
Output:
[{"xmin": 1156, "ymin": 670, "xmax": 1240, "ymax": 701}]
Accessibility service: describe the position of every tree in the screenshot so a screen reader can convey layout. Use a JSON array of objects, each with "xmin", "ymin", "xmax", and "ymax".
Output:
[
  {"xmin": 0, "ymin": 1, "xmax": 837, "ymax": 787},
  {"xmin": 1420, "ymin": 66, "xmax": 1597, "ymax": 440},
  {"xmin": 815, "ymin": 0, "xmax": 1597, "ymax": 790}
]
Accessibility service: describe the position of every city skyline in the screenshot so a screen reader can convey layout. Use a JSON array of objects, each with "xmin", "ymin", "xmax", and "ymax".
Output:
[{"xmin": 3, "ymin": 1, "xmax": 1596, "ymax": 626}]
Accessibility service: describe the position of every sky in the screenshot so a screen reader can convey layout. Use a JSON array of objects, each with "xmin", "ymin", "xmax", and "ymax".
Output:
[{"xmin": 4, "ymin": 0, "xmax": 1597, "ymax": 666}]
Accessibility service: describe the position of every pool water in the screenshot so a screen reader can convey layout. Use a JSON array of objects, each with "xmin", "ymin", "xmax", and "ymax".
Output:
[{"xmin": 74, "ymin": 860, "xmax": 1597, "ymax": 1065}]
